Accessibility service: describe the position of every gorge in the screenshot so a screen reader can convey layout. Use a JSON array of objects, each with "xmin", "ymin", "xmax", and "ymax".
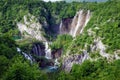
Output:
[
  {"xmin": 1, "ymin": 0, "xmax": 120, "ymax": 79},
  {"xmin": 18, "ymin": 8, "xmax": 120, "ymax": 74},
  {"xmin": 17, "ymin": 9, "xmax": 92, "ymax": 72},
  {"xmin": 17, "ymin": 7, "xmax": 120, "ymax": 72}
]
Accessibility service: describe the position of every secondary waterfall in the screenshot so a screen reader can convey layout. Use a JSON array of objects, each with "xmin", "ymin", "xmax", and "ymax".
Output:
[
  {"xmin": 59, "ymin": 20, "xmax": 63, "ymax": 34},
  {"xmin": 59, "ymin": 10, "xmax": 91, "ymax": 37},
  {"xmin": 17, "ymin": 48, "xmax": 33, "ymax": 63},
  {"xmin": 44, "ymin": 42, "xmax": 52, "ymax": 59}
]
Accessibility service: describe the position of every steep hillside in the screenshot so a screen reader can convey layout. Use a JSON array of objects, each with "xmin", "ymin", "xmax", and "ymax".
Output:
[{"xmin": 0, "ymin": 0, "xmax": 120, "ymax": 80}]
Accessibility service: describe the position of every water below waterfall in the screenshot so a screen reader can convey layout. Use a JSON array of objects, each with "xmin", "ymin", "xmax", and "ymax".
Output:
[
  {"xmin": 17, "ymin": 47, "xmax": 59, "ymax": 72},
  {"xmin": 42, "ymin": 59, "xmax": 60, "ymax": 72}
]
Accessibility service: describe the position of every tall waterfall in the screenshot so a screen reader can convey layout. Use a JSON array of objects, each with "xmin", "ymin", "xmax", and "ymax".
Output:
[
  {"xmin": 44, "ymin": 42, "xmax": 52, "ymax": 59},
  {"xmin": 80, "ymin": 10, "xmax": 91, "ymax": 34},
  {"xmin": 71, "ymin": 10, "xmax": 84, "ymax": 37},
  {"xmin": 70, "ymin": 12, "xmax": 79, "ymax": 36},
  {"xmin": 59, "ymin": 10, "xmax": 91, "ymax": 37}
]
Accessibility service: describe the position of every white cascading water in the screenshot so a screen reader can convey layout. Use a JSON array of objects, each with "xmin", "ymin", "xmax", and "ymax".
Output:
[
  {"xmin": 59, "ymin": 10, "xmax": 91, "ymax": 37},
  {"xmin": 17, "ymin": 48, "xmax": 33, "ymax": 63},
  {"xmin": 59, "ymin": 20, "xmax": 63, "ymax": 34},
  {"xmin": 54, "ymin": 59, "xmax": 60, "ymax": 66},
  {"xmin": 72, "ymin": 10, "xmax": 83, "ymax": 37},
  {"xmin": 34, "ymin": 45, "xmax": 38, "ymax": 55},
  {"xmin": 70, "ymin": 12, "xmax": 79, "ymax": 36},
  {"xmin": 80, "ymin": 10, "xmax": 91, "ymax": 34},
  {"xmin": 44, "ymin": 42, "xmax": 52, "ymax": 59}
]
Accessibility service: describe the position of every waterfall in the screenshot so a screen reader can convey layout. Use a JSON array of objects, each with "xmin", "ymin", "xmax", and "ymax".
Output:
[
  {"xmin": 17, "ymin": 47, "xmax": 21, "ymax": 53},
  {"xmin": 54, "ymin": 59, "xmax": 60, "ymax": 66},
  {"xmin": 71, "ymin": 10, "xmax": 91, "ymax": 37},
  {"xmin": 80, "ymin": 10, "xmax": 91, "ymax": 34},
  {"xmin": 44, "ymin": 42, "xmax": 52, "ymax": 59},
  {"xmin": 59, "ymin": 20, "xmax": 63, "ymax": 34},
  {"xmin": 34, "ymin": 45, "xmax": 38, "ymax": 56},
  {"xmin": 31, "ymin": 44, "xmax": 45, "ymax": 56},
  {"xmin": 31, "ymin": 42, "xmax": 52, "ymax": 58},
  {"xmin": 70, "ymin": 12, "xmax": 79, "ymax": 36},
  {"xmin": 17, "ymin": 48, "xmax": 33, "ymax": 63},
  {"xmin": 72, "ymin": 10, "xmax": 83, "ymax": 37},
  {"xmin": 59, "ymin": 10, "xmax": 91, "ymax": 37}
]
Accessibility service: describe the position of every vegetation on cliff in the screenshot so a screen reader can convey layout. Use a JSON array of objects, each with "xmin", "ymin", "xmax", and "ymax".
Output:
[{"xmin": 0, "ymin": 0, "xmax": 120, "ymax": 80}]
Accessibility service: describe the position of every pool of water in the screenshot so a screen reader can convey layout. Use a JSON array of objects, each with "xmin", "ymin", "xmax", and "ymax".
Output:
[{"xmin": 41, "ymin": 66, "xmax": 59, "ymax": 73}]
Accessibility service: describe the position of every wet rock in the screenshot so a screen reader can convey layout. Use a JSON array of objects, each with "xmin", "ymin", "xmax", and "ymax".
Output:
[
  {"xmin": 31, "ymin": 43, "xmax": 45, "ymax": 56},
  {"xmin": 52, "ymin": 48, "xmax": 63, "ymax": 59},
  {"xmin": 37, "ymin": 58, "xmax": 54, "ymax": 68}
]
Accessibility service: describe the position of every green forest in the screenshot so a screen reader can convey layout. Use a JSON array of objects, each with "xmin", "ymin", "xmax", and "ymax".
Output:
[{"xmin": 0, "ymin": 0, "xmax": 120, "ymax": 80}]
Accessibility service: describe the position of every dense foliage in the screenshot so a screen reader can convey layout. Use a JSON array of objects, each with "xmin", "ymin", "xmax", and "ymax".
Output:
[
  {"xmin": 0, "ymin": 35, "xmax": 47, "ymax": 80},
  {"xmin": 62, "ymin": 59, "xmax": 120, "ymax": 80},
  {"xmin": 4, "ymin": 57, "xmax": 48, "ymax": 80},
  {"xmin": 50, "ymin": 34, "xmax": 73, "ymax": 53},
  {"xmin": 0, "ymin": 0, "xmax": 120, "ymax": 80},
  {"xmin": 84, "ymin": 0, "xmax": 120, "ymax": 53},
  {"xmin": 0, "ymin": 34, "xmax": 17, "ymax": 59}
]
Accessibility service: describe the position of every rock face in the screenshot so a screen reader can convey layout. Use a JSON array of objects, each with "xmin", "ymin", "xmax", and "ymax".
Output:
[
  {"xmin": 52, "ymin": 48, "xmax": 63, "ymax": 59},
  {"xmin": 62, "ymin": 50, "xmax": 89, "ymax": 72},
  {"xmin": 62, "ymin": 36, "xmax": 120, "ymax": 72},
  {"xmin": 17, "ymin": 14, "xmax": 46, "ymax": 41},
  {"xmin": 90, "ymin": 37, "xmax": 120, "ymax": 60},
  {"xmin": 59, "ymin": 18, "xmax": 73, "ymax": 34},
  {"xmin": 31, "ymin": 43, "xmax": 45, "ymax": 56},
  {"xmin": 59, "ymin": 10, "xmax": 91, "ymax": 37},
  {"xmin": 90, "ymin": 38, "xmax": 111, "ymax": 59},
  {"xmin": 37, "ymin": 58, "xmax": 54, "ymax": 68}
]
